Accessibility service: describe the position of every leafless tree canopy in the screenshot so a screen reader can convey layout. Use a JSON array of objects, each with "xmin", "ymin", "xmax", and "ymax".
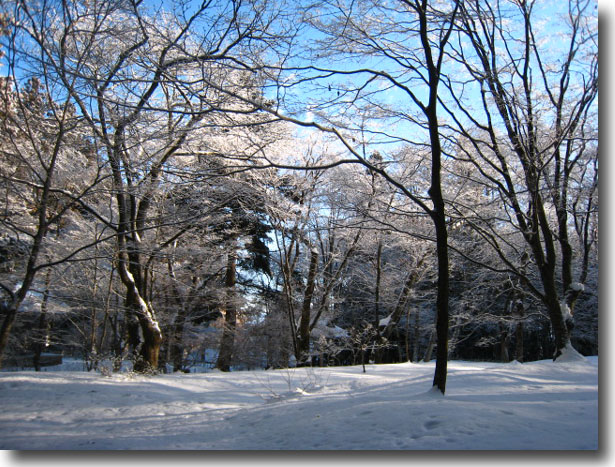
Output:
[{"xmin": 0, "ymin": 0, "xmax": 597, "ymax": 394}]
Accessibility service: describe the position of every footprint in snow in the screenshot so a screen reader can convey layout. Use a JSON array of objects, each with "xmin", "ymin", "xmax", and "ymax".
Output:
[{"xmin": 424, "ymin": 419, "xmax": 441, "ymax": 430}]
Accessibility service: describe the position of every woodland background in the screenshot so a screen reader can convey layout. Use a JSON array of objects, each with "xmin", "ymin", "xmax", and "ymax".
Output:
[{"xmin": 0, "ymin": 0, "xmax": 598, "ymax": 393}]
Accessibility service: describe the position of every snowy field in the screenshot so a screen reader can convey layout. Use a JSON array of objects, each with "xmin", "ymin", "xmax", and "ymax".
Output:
[{"xmin": 0, "ymin": 356, "xmax": 598, "ymax": 451}]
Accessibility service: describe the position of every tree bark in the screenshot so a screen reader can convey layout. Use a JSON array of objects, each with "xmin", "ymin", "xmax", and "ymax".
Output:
[
  {"xmin": 423, "ymin": 328, "xmax": 436, "ymax": 363},
  {"xmin": 126, "ymin": 288, "xmax": 163, "ymax": 373},
  {"xmin": 413, "ymin": 310, "xmax": 420, "ymax": 363},
  {"xmin": 170, "ymin": 309, "xmax": 190, "ymax": 372},
  {"xmin": 374, "ymin": 240, "xmax": 383, "ymax": 327},
  {"xmin": 379, "ymin": 255, "xmax": 427, "ymax": 347},
  {"xmin": 296, "ymin": 247, "xmax": 319, "ymax": 365},
  {"xmin": 499, "ymin": 323, "xmax": 510, "ymax": 363},
  {"xmin": 33, "ymin": 267, "xmax": 52, "ymax": 371},
  {"xmin": 415, "ymin": 0, "xmax": 459, "ymax": 394},
  {"xmin": 216, "ymin": 248, "xmax": 238, "ymax": 372},
  {"xmin": 431, "ymin": 210, "xmax": 449, "ymax": 393},
  {"xmin": 514, "ymin": 301, "xmax": 524, "ymax": 362}
]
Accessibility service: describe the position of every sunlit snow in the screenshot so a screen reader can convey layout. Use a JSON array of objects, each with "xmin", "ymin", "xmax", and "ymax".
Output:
[{"xmin": 0, "ymin": 358, "xmax": 598, "ymax": 450}]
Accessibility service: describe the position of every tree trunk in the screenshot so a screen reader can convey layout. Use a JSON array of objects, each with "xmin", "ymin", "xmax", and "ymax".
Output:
[
  {"xmin": 532, "ymin": 252, "xmax": 571, "ymax": 359},
  {"xmin": 97, "ymin": 266, "xmax": 115, "ymax": 365},
  {"xmin": 296, "ymin": 247, "xmax": 319, "ymax": 365},
  {"xmin": 134, "ymin": 316, "xmax": 163, "ymax": 372},
  {"xmin": 33, "ymin": 267, "xmax": 52, "ymax": 371},
  {"xmin": 514, "ymin": 301, "xmax": 524, "ymax": 362},
  {"xmin": 374, "ymin": 240, "xmax": 383, "ymax": 327},
  {"xmin": 86, "ymin": 303, "xmax": 98, "ymax": 371},
  {"xmin": 382, "ymin": 258, "xmax": 426, "ymax": 336},
  {"xmin": 405, "ymin": 309, "xmax": 411, "ymax": 362},
  {"xmin": 169, "ymin": 292, "xmax": 191, "ymax": 372},
  {"xmin": 0, "ymin": 234, "xmax": 49, "ymax": 368},
  {"xmin": 412, "ymin": 310, "xmax": 420, "ymax": 363},
  {"xmin": 423, "ymin": 326, "xmax": 436, "ymax": 363},
  {"xmin": 428, "ymin": 130, "xmax": 450, "ymax": 394},
  {"xmin": 416, "ymin": 0, "xmax": 457, "ymax": 394},
  {"xmin": 499, "ymin": 323, "xmax": 510, "ymax": 363},
  {"xmin": 124, "ymin": 284, "xmax": 163, "ymax": 373},
  {"xmin": 113, "ymin": 237, "xmax": 163, "ymax": 373},
  {"xmin": 170, "ymin": 309, "xmax": 189, "ymax": 372},
  {"xmin": 0, "ymin": 302, "xmax": 18, "ymax": 369},
  {"xmin": 110, "ymin": 304, "xmax": 124, "ymax": 372},
  {"xmin": 216, "ymin": 249, "xmax": 238, "ymax": 372}
]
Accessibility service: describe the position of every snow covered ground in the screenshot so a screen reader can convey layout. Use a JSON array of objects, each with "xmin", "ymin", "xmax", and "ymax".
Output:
[{"xmin": 0, "ymin": 356, "xmax": 598, "ymax": 451}]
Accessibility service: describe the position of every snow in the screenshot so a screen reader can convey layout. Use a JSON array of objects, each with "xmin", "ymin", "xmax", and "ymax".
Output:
[
  {"xmin": 312, "ymin": 323, "xmax": 349, "ymax": 339},
  {"xmin": 0, "ymin": 357, "xmax": 598, "ymax": 451},
  {"xmin": 570, "ymin": 282, "xmax": 585, "ymax": 292},
  {"xmin": 554, "ymin": 342, "xmax": 587, "ymax": 363},
  {"xmin": 329, "ymin": 325, "xmax": 348, "ymax": 338},
  {"xmin": 560, "ymin": 301, "xmax": 572, "ymax": 321},
  {"xmin": 378, "ymin": 314, "xmax": 392, "ymax": 327}
]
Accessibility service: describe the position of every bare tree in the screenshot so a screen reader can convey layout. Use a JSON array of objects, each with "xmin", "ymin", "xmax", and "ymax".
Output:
[
  {"xmin": 5, "ymin": 0, "xmax": 286, "ymax": 371},
  {"xmin": 0, "ymin": 46, "xmax": 102, "ymax": 366},
  {"xmin": 443, "ymin": 0, "xmax": 598, "ymax": 359},
  {"xmin": 244, "ymin": 0, "xmax": 461, "ymax": 393},
  {"xmin": 267, "ymin": 158, "xmax": 366, "ymax": 366}
]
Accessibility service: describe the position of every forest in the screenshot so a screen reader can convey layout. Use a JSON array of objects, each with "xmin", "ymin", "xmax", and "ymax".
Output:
[{"xmin": 0, "ymin": 0, "xmax": 598, "ymax": 396}]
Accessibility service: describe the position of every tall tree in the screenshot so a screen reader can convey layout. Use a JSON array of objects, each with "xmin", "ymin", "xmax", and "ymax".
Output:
[
  {"xmin": 444, "ymin": 0, "xmax": 598, "ymax": 359},
  {"xmin": 246, "ymin": 0, "xmax": 461, "ymax": 393},
  {"xmin": 213, "ymin": 170, "xmax": 274, "ymax": 371},
  {"xmin": 6, "ymin": 0, "xmax": 285, "ymax": 371},
  {"xmin": 268, "ymin": 159, "xmax": 363, "ymax": 366},
  {"xmin": 0, "ymin": 65, "xmax": 100, "ymax": 366}
]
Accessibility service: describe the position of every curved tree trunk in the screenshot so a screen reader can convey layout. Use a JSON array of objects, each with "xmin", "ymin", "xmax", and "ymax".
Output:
[{"xmin": 125, "ymin": 285, "xmax": 163, "ymax": 373}]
